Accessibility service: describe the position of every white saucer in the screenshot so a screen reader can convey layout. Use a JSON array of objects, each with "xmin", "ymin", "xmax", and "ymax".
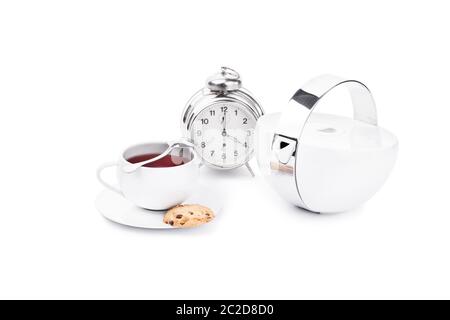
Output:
[{"xmin": 95, "ymin": 185, "xmax": 223, "ymax": 229}]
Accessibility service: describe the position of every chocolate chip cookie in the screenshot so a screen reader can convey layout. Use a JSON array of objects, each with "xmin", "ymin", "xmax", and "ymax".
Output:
[{"xmin": 163, "ymin": 204, "xmax": 215, "ymax": 228}]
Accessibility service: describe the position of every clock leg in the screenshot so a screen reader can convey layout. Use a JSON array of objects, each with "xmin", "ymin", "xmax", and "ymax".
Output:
[{"xmin": 245, "ymin": 162, "xmax": 255, "ymax": 178}]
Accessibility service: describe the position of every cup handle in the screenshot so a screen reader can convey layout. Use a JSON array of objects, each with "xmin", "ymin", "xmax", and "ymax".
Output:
[{"xmin": 96, "ymin": 161, "xmax": 122, "ymax": 195}]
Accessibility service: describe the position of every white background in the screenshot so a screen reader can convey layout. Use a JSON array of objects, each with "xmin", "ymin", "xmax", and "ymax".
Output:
[{"xmin": 1, "ymin": 0, "xmax": 449, "ymax": 299}]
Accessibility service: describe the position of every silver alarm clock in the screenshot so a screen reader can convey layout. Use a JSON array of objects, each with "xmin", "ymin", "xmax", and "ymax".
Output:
[{"xmin": 181, "ymin": 67, "xmax": 264, "ymax": 175}]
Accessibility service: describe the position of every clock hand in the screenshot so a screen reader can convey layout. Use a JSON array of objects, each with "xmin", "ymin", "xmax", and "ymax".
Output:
[
  {"xmin": 226, "ymin": 133, "xmax": 244, "ymax": 146},
  {"xmin": 223, "ymin": 110, "xmax": 228, "ymax": 137},
  {"xmin": 221, "ymin": 111, "xmax": 226, "ymax": 162},
  {"xmin": 223, "ymin": 109, "xmax": 227, "ymax": 129}
]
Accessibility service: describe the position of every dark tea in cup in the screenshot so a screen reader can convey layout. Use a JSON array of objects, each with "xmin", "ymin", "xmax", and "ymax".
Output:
[{"xmin": 126, "ymin": 153, "xmax": 190, "ymax": 168}]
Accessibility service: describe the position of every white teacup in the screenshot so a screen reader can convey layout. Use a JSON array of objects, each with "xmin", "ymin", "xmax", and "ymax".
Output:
[{"xmin": 97, "ymin": 142, "xmax": 199, "ymax": 210}]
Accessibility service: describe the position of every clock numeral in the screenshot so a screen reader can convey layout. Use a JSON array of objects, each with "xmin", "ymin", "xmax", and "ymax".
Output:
[
  {"xmin": 200, "ymin": 118, "xmax": 209, "ymax": 125},
  {"xmin": 201, "ymin": 142, "xmax": 206, "ymax": 148},
  {"xmin": 243, "ymin": 118, "xmax": 248, "ymax": 124},
  {"xmin": 244, "ymin": 142, "xmax": 248, "ymax": 148},
  {"xmin": 221, "ymin": 106, "xmax": 228, "ymax": 113},
  {"xmin": 247, "ymin": 130, "xmax": 252, "ymax": 136},
  {"xmin": 196, "ymin": 130, "xmax": 202, "ymax": 136},
  {"xmin": 210, "ymin": 150, "xmax": 215, "ymax": 157},
  {"xmin": 234, "ymin": 150, "xmax": 238, "ymax": 157},
  {"xmin": 234, "ymin": 110, "xmax": 238, "ymax": 116},
  {"xmin": 210, "ymin": 110, "xmax": 215, "ymax": 116}
]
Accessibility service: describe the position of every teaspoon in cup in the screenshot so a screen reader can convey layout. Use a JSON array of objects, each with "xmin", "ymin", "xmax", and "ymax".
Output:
[{"xmin": 122, "ymin": 141, "xmax": 194, "ymax": 174}]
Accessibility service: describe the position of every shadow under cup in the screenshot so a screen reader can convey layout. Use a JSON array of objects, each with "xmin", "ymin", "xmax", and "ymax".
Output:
[{"xmin": 120, "ymin": 142, "xmax": 198, "ymax": 210}]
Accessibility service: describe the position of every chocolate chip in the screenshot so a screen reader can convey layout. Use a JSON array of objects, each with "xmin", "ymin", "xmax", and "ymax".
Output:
[
  {"xmin": 206, "ymin": 213, "xmax": 210, "ymax": 216},
  {"xmin": 189, "ymin": 211, "xmax": 194, "ymax": 215},
  {"xmin": 169, "ymin": 220, "xmax": 174, "ymax": 226},
  {"xmin": 176, "ymin": 214, "xmax": 183, "ymax": 219},
  {"xmin": 180, "ymin": 222, "xmax": 185, "ymax": 226}
]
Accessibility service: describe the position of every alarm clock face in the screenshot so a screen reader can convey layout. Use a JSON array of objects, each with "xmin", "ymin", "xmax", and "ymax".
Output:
[{"xmin": 190, "ymin": 101, "xmax": 257, "ymax": 169}]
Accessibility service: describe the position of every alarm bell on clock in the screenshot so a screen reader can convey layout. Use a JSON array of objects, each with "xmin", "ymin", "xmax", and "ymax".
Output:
[
  {"xmin": 181, "ymin": 67, "xmax": 264, "ymax": 176},
  {"xmin": 256, "ymin": 74, "xmax": 398, "ymax": 213}
]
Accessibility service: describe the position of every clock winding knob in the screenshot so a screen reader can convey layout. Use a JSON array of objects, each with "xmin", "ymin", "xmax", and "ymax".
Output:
[{"xmin": 206, "ymin": 67, "xmax": 242, "ymax": 92}]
